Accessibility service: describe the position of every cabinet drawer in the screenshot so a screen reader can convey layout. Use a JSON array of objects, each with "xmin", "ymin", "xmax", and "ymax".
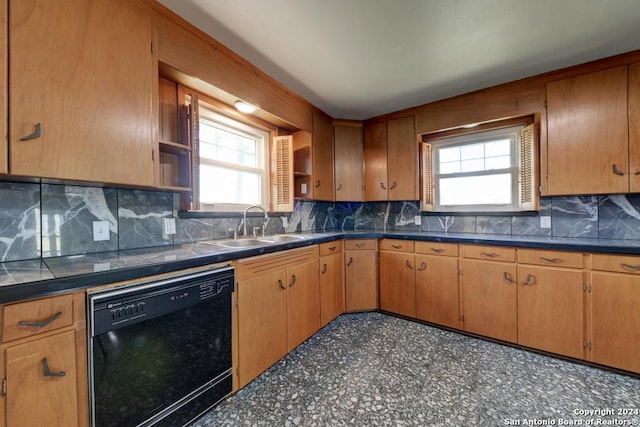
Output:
[
  {"xmin": 3, "ymin": 294, "xmax": 75, "ymax": 342},
  {"xmin": 462, "ymin": 245, "xmax": 516, "ymax": 262},
  {"xmin": 319, "ymin": 240, "xmax": 343, "ymax": 256},
  {"xmin": 592, "ymin": 253, "xmax": 640, "ymax": 274},
  {"xmin": 379, "ymin": 239, "xmax": 414, "ymax": 252},
  {"xmin": 344, "ymin": 239, "xmax": 377, "ymax": 250},
  {"xmin": 518, "ymin": 249, "xmax": 584, "ymax": 269},
  {"xmin": 415, "ymin": 241, "xmax": 458, "ymax": 257}
]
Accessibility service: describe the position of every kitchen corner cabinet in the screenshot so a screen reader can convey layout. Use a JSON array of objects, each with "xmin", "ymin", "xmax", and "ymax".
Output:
[
  {"xmin": 344, "ymin": 239, "xmax": 378, "ymax": 311},
  {"xmin": 333, "ymin": 121, "xmax": 363, "ymax": 201},
  {"xmin": 516, "ymin": 249, "xmax": 585, "ymax": 359},
  {"xmin": 363, "ymin": 116, "xmax": 417, "ymax": 201},
  {"xmin": 293, "ymin": 114, "xmax": 334, "ymax": 201},
  {"xmin": 461, "ymin": 246, "xmax": 518, "ymax": 343},
  {"xmin": 234, "ymin": 246, "xmax": 320, "ymax": 388},
  {"xmin": 415, "ymin": 242, "xmax": 460, "ymax": 329},
  {"xmin": 379, "ymin": 239, "xmax": 416, "ymax": 317},
  {"xmin": 546, "ymin": 66, "xmax": 629, "ymax": 195},
  {"xmin": 9, "ymin": 0, "xmax": 156, "ymax": 187},
  {"xmin": 0, "ymin": 292, "xmax": 88, "ymax": 427},
  {"xmin": 590, "ymin": 254, "xmax": 640, "ymax": 373},
  {"xmin": 319, "ymin": 241, "xmax": 345, "ymax": 327}
]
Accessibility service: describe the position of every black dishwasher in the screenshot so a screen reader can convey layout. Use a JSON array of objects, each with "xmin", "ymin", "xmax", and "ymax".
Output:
[{"xmin": 88, "ymin": 266, "xmax": 234, "ymax": 427}]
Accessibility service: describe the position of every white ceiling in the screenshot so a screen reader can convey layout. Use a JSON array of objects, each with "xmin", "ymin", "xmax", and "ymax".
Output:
[{"xmin": 158, "ymin": 0, "xmax": 640, "ymax": 120}]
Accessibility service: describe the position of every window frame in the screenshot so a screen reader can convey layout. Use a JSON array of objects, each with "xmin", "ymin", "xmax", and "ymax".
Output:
[
  {"xmin": 181, "ymin": 88, "xmax": 278, "ymax": 213},
  {"xmin": 421, "ymin": 117, "xmax": 538, "ymax": 213}
]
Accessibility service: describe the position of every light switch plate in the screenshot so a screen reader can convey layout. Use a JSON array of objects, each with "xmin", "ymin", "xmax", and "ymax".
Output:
[
  {"xmin": 163, "ymin": 218, "xmax": 176, "ymax": 235},
  {"xmin": 414, "ymin": 215, "xmax": 422, "ymax": 225},
  {"xmin": 540, "ymin": 216, "xmax": 551, "ymax": 229},
  {"xmin": 92, "ymin": 221, "xmax": 110, "ymax": 242},
  {"xmin": 301, "ymin": 183, "xmax": 307, "ymax": 194}
]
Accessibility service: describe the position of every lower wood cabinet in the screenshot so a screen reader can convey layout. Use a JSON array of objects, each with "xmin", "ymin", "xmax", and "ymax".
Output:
[
  {"xmin": 344, "ymin": 239, "xmax": 378, "ymax": 311},
  {"xmin": 415, "ymin": 242, "xmax": 460, "ymax": 329},
  {"xmin": 517, "ymin": 249, "xmax": 586, "ymax": 359},
  {"xmin": 0, "ymin": 292, "xmax": 87, "ymax": 427},
  {"xmin": 319, "ymin": 241, "xmax": 345, "ymax": 327},
  {"xmin": 5, "ymin": 331, "xmax": 79, "ymax": 427},
  {"xmin": 379, "ymin": 239, "xmax": 416, "ymax": 317},
  {"xmin": 591, "ymin": 254, "xmax": 640, "ymax": 373},
  {"xmin": 234, "ymin": 246, "xmax": 320, "ymax": 388},
  {"xmin": 461, "ymin": 257, "xmax": 518, "ymax": 343}
]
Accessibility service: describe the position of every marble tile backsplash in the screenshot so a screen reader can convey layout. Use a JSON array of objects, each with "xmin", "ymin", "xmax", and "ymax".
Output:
[{"xmin": 1, "ymin": 178, "xmax": 640, "ymax": 263}]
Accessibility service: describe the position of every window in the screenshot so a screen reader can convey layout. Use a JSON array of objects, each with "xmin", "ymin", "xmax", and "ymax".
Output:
[
  {"xmin": 421, "ymin": 123, "xmax": 537, "ymax": 212},
  {"xmin": 196, "ymin": 102, "xmax": 270, "ymax": 212}
]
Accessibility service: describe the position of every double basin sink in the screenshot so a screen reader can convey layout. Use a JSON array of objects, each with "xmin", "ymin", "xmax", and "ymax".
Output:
[{"xmin": 201, "ymin": 234, "xmax": 313, "ymax": 249}]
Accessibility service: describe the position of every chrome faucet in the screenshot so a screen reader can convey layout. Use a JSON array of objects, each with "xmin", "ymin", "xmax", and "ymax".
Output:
[{"xmin": 243, "ymin": 205, "xmax": 268, "ymax": 237}]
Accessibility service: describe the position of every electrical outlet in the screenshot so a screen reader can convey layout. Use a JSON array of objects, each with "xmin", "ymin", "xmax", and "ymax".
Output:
[
  {"xmin": 540, "ymin": 216, "xmax": 551, "ymax": 229},
  {"xmin": 163, "ymin": 217, "xmax": 176, "ymax": 235},
  {"xmin": 92, "ymin": 221, "xmax": 110, "ymax": 242},
  {"xmin": 414, "ymin": 215, "xmax": 422, "ymax": 226}
]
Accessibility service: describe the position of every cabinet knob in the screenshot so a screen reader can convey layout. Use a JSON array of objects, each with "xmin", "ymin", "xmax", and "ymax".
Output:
[{"xmin": 20, "ymin": 123, "xmax": 42, "ymax": 141}]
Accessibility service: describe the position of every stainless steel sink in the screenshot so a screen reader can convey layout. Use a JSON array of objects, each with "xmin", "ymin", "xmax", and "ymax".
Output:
[
  {"xmin": 214, "ymin": 239, "xmax": 268, "ymax": 248},
  {"xmin": 258, "ymin": 234, "xmax": 306, "ymax": 243}
]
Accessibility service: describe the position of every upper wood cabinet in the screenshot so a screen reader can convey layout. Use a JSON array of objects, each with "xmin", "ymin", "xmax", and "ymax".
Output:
[
  {"xmin": 0, "ymin": 0, "xmax": 6, "ymax": 175},
  {"xmin": 9, "ymin": 0, "xmax": 156, "ymax": 187},
  {"xmin": 546, "ymin": 66, "xmax": 629, "ymax": 195},
  {"xmin": 293, "ymin": 113, "xmax": 334, "ymax": 201},
  {"xmin": 629, "ymin": 62, "xmax": 640, "ymax": 192},
  {"xmin": 364, "ymin": 116, "xmax": 417, "ymax": 201},
  {"xmin": 333, "ymin": 122, "xmax": 363, "ymax": 201}
]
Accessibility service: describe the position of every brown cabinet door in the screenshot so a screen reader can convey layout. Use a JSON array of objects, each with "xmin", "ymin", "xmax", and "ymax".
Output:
[
  {"xmin": 517, "ymin": 266, "xmax": 584, "ymax": 359},
  {"xmin": 363, "ymin": 122, "xmax": 388, "ymax": 201},
  {"xmin": 629, "ymin": 62, "xmax": 640, "ymax": 192},
  {"xmin": 286, "ymin": 260, "xmax": 321, "ymax": 351},
  {"xmin": 591, "ymin": 272, "xmax": 640, "ymax": 373},
  {"xmin": 415, "ymin": 254, "xmax": 460, "ymax": 329},
  {"xmin": 345, "ymin": 250, "xmax": 378, "ymax": 311},
  {"xmin": 546, "ymin": 66, "xmax": 628, "ymax": 195},
  {"xmin": 320, "ymin": 252, "xmax": 345, "ymax": 327},
  {"xmin": 312, "ymin": 114, "xmax": 334, "ymax": 201},
  {"xmin": 379, "ymin": 251, "xmax": 416, "ymax": 317},
  {"xmin": 334, "ymin": 124, "xmax": 363, "ymax": 201},
  {"xmin": 6, "ymin": 331, "xmax": 78, "ymax": 427},
  {"xmin": 461, "ymin": 259, "xmax": 517, "ymax": 343},
  {"xmin": 386, "ymin": 116, "xmax": 416, "ymax": 201},
  {"xmin": 237, "ymin": 271, "xmax": 288, "ymax": 388},
  {"xmin": 9, "ymin": 0, "xmax": 155, "ymax": 186}
]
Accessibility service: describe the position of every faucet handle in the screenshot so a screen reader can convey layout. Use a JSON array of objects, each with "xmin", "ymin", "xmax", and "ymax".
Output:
[{"xmin": 228, "ymin": 228, "xmax": 237, "ymax": 239}]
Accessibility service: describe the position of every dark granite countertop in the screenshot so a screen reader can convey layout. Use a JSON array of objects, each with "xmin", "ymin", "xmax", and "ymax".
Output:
[{"xmin": 2, "ymin": 230, "xmax": 640, "ymax": 304}]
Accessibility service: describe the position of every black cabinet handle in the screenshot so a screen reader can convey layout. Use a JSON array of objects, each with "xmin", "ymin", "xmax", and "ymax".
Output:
[
  {"xmin": 503, "ymin": 272, "xmax": 515, "ymax": 284},
  {"xmin": 42, "ymin": 358, "xmax": 66, "ymax": 377},
  {"xmin": 389, "ymin": 181, "xmax": 397, "ymax": 190},
  {"xmin": 19, "ymin": 311, "xmax": 62, "ymax": 328},
  {"xmin": 20, "ymin": 123, "xmax": 42, "ymax": 141},
  {"xmin": 278, "ymin": 279, "xmax": 286, "ymax": 290},
  {"xmin": 417, "ymin": 262, "xmax": 427, "ymax": 271},
  {"xmin": 405, "ymin": 259, "xmax": 413, "ymax": 269},
  {"xmin": 321, "ymin": 264, "xmax": 328, "ymax": 274},
  {"xmin": 315, "ymin": 180, "xmax": 320, "ymax": 188},
  {"xmin": 613, "ymin": 164, "xmax": 625, "ymax": 176},
  {"xmin": 336, "ymin": 184, "xmax": 342, "ymax": 191},
  {"xmin": 347, "ymin": 257, "xmax": 353, "ymax": 266},
  {"xmin": 380, "ymin": 182, "xmax": 386, "ymax": 190},
  {"xmin": 289, "ymin": 275, "xmax": 297, "ymax": 288}
]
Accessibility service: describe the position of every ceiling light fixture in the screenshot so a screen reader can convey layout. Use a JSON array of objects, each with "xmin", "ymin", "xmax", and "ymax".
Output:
[{"xmin": 234, "ymin": 100, "xmax": 257, "ymax": 114}]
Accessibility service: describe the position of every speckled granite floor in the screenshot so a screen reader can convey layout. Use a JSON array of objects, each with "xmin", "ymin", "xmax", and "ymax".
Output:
[{"xmin": 190, "ymin": 313, "xmax": 640, "ymax": 427}]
